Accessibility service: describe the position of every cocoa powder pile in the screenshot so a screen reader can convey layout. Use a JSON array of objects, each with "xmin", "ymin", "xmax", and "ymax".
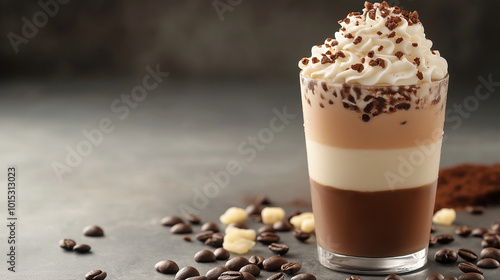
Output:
[{"xmin": 435, "ymin": 163, "xmax": 500, "ymax": 211}]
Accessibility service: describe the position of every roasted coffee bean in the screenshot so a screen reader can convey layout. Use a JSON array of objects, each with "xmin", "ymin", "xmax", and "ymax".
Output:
[
  {"xmin": 273, "ymin": 221, "xmax": 293, "ymax": 232},
  {"xmin": 206, "ymin": 266, "xmax": 229, "ymax": 280},
  {"xmin": 201, "ymin": 222, "xmax": 220, "ymax": 232},
  {"xmin": 465, "ymin": 205, "xmax": 484, "ymax": 215},
  {"xmin": 436, "ymin": 234, "xmax": 454, "ymax": 244},
  {"xmin": 458, "ymin": 248, "xmax": 478, "ymax": 262},
  {"xmin": 291, "ymin": 273, "xmax": 317, "ymax": 280},
  {"xmin": 481, "ymin": 233, "xmax": 500, "ymax": 248},
  {"xmin": 241, "ymin": 272, "xmax": 256, "ymax": 280},
  {"xmin": 287, "ymin": 211, "xmax": 302, "ymax": 222},
  {"xmin": 472, "ymin": 227, "xmax": 489, "ymax": 237},
  {"xmin": 491, "ymin": 222, "xmax": 500, "ymax": 234},
  {"xmin": 187, "ymin": 277, "xmax": 208, "ymax": 280},
  {"xmin": 83, "ymin": 225, "xmax": 104, "ymax": 237},
  {"xmin": 257, "ymin": 232, "xmax": 280, "ymax": 245},
  {"xmin": 161, "ymin": 216, "xmax": 184, "ymax": 226},
  {"xmin": 426, "ymin": 273, "xmax": 444, "ymax": 280},
  {"xmin": 194, "ymin": 250, "xmax": 216, "ymax": 262},
  {"xmin": 480, "ymin": 247, "xmax": 500, "ymax": 261},
  {"xmin": 293, "ymin": 228, "xmax": 311, "ymax": 242},
  {"xmin": 268, "ymin": 243, "xmax": 289, "ymax": 255},
  {"xmin": 225, "ymin": 257, "xmax": 250, "ymax": 271},
  {"xmin": 246, "ymin": 204, "xmax": 262, "ymax": 215},
  {"xmin": 227, "ymin": 222, "xmax": 248, "ymax": 229},
  {"xmin": 429, "ymin": 235, "xmax": 438, "ymax": 247},
  {"xmin": 171, "ymin": 223, "xmax": 193, "ymax": 234},
  {"xmin": 196, "ymin": 231, "xmax": 214, "ymax": 242},
  {"xmin": 281, "ymin": 262, "xmax": 301, "ymax": 274},
  {"xmin": 248, "ymin": 255, "xmax": 265, "ymax": 268},
  {"xmin": 240, "ymin": 264, "xmax": 260, "ymax": 276},
  {"xmin": 184, "ymin": 214, "xmax": 201, "ymax": 225},
  {"xmin": 385, "ymin": 274, "xmax": 403, "ymax": 280},
  {"xmin": 255, "ymin": 194, "xmax": 270, "ymax": 205},
  {"xmin": 457, "ymin": 273, "xmax": 484, "ymax": 280},
  {"xmin": 214, "ymin": 248, "xmax": 230, "ymax": 260},
  {"xmin": 176, "ymin": 266, "xmax": 200, "ymax": 280},
  {"xmin": 205, "ymin": 233, "xmax": 224, "ymax": 248},
  {"xmin": 267, "ymin": 272, "xmax": 284, "ymax": 280},
  {"xmin": 218, "ymin": 271, "xmax": 243, "ymax": 280},
  {"xmin": 477, "ymin": 258, "xmax": 500, "ymax": 268},
  {"xmin": 346, "ymin": 276, "xmax": 362, "ymax": 280},
  {"xmin": 258, "ymin": 225, "xmax": 275, "ymax": 234},
  {"xmin": 59, "ymin": 238, "xmax": 76, "ymax": 250},
  {"xmin": 455, "ymin": 225, "xmax": 473, "ymax": 237},
  {"xmin": 458, "ymin": 262, "xmax": 483, "ymax": 274},
  {"xmin": 155, "ymin": 260, "xmax": 179, "ymax": 274},
  {"xmin": 443, "ymin": 277, "xmax": 457, "ymax": 280},
  {"xmin": 435, "ymin": 248, "xmax": 458, "ymax": 263},
  {"xmin": 183, "ymin": 236, "xmax": 192, "ymax": 242},
  {"xmin": 263, "ymin": 256, "xmax": 288, "ymax": 272},
  {"xmin": 73, "ymin": 244, "xmax": 91, "ymax": 253},
  {"xmin": 85, "ymin": 269, "xmax": 107, "ymax": 280}
]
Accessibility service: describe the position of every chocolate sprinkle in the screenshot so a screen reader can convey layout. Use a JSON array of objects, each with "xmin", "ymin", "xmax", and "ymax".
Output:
[
  {"xmin": 414, "ymin": 57, "xmax": 421, "ymax": 66},
  {"xmin": 351, "ymin": 63, "xmax": 364, "ymax": 73},
  {"xmin": 311, "ymin": 57, "xmax": 319, "ymax": 64},
  {"xmin": 344, "ymin": 33, "xmax": 354, "ymax": 39},
  {"xmin": 385, "ymin": 16, "xmax": 402, "ymax": 30},
  {"xmin": 367, "ymin": 50, "xmax": 375, "ymax": 58},
  {"xmin": 395, "ymin": 51, "xmax": 404, "ymax": 59},
  {"xmin": 353, "ymin": 36, "xmax": 363, "ymax": 45},
  {"xmin": 369, "ymin": 58, "xmax": 386, "ymax": 68},
  {"xmin": 412, "ymin": 43, "xmax": 418, "ymax": 47},
  {"xmin": 395, "ymin": 37, "xmax": 403, "ymax": 44},
  {"xmin": 377, "ymin": 31, "xmax": 382, "ymax": 35},
  {"xmin": 321, "ymin": 56, "xmax": 332, "ymax": 64},
  {"xmin": 378, "ymin": 45, "xmax": 384, "ymax": 51},
  {"xmin": 301, "ymin": 58, "xmax": 309, "ymax": 65},
  {"xmin": 416, "ymin": 71, "xmax": 423, "ymax": 80},
  {"xmin": 388, "ymin": 31, "xmax": 396, "ymax": 38},
  {"xmin": 331, "ymin": 40, "xmax": 339, "ymax": 46}
]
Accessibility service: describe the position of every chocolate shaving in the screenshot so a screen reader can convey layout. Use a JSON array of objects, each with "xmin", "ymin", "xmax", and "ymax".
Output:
[
  {"xmin": 368, "ymin": 10, "xmax": 376, "ymax": 20},
  {"xmin": 321, "ymin": 56, "xmax": 332, "ymax": 64},
  {"xmin": 341, "ymin": 27, "xmax": 346, "ymax": 32},
  {"xmin": 331, "ymin": 40, "xmax": 339, "ymax": 46},
  {"xmin": 395, "ymin": 37, "xmax": 403, "ymax": 44},
  {"xmin": 395, "ymin": 51, "xmax": 404, "ymax": 59},
  {"xmin": 377, "ymin": 31, "xmax": 382, "ymax": 35},
  {"xmin": 351, "ymin": 63, "xmax": 364, "ymax": 73},
  {"xmin": 367, "ymin": 50, "xmax": 375, "ymax": 58},
  {"xmin": 344, "ymin": 18, "xmax": 350, "ymax": 24},
  {"xmin": 416, "ymin": 71, "xmax": 423, "ymax": 80},
  {"xmin": 326, "ymin": 38, "xmax": 333, "ymax": 42},
  {"xmin": 335, "ymin": 51, "xmax": 346, "ymax": 59},
  {"xmin": 412, "ymin": 43, "xmax": 418, "ymax": 47},
  {"xmin": 353, "ymin": 36, "xmax": 363, "ymax": 45},
  {"xmin": 344, "ymin": 33, "xmax": 354, "ymax": 39},
  {"xmin": 364, "ymin": 1, "xmax": 374, "ymax": 10},
  {"xmin": 388, "ymin": 31, "xmax": 396, "ymax": 38},
  {"xmin": 378, "ymin": 45, "xmax": 384, "ymax": 51},
  {"xmin": 385, "ymin": 16, "xmax": 402, "ymax": 31},
  {"xmin": 361, "ymin": 57, "xmax": 365, "ymax": 63},
  {"xmin": 369, "ymin": 58, "xmax": 386, "ymax": 68},
  {"xmin": 301, "ymin": 58, "xmax": 309, "ymax": 65},
  {"xmin": 325, "ymin": 50, "xmax": 332, "ymax": 55},
  {"xmin": 311, "ymin": 57, "xmax": 319, "ymax": 64},
  {"xmin": 414, "ymin": 57, "xmax": 421, "ymax": 66}
]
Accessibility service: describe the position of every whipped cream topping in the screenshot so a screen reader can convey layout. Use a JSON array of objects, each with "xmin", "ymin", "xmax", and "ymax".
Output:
[{"xmin": 299, "ymin": 1, "xmax": 448, "ymax": 85}]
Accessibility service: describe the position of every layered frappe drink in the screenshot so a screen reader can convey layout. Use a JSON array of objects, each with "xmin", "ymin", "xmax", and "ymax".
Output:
[{"xmin": 298, "ymin": 2, "xmax": 448, "ymax": 274}]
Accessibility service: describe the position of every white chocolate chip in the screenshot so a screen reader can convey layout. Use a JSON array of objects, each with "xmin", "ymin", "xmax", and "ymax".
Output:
[
  {"xmin": 225, "ymin": 227, "xmax": 256, "ymax": 241},
  {"xmin": 261, "ymin": 207, "xmax": 286, "ymax": 225},
  {"xmin": 223, "ymin": 231, "xmax": 256, "ymax": 254},
  {"xmin": 290, "ymin": 212, "xmax": 314, "ymax": 229},
  {"xmin": 219, "ymin": 207, "xmax": 247, "ymax": 225},
  {"xmin": 300, "ymin": 217, "xmax": 315, "ymax": 233},
  {"xmin": 432, "ymin": 208, "xmax": 456, "ymax": 225}
]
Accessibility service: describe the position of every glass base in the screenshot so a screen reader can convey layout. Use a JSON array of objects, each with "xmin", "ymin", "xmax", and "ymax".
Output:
[{"xmin": 317, "ymin": 246, "xmax": 427, "ymax": 275}]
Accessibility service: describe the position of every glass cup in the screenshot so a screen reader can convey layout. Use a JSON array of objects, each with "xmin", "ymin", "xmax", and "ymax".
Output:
[{"xmin": 300, "ymin": 72, "xmax": 449, "ymax": 274}]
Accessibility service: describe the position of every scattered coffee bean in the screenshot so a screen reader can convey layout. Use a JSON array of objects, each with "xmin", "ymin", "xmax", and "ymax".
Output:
[
  {"xmin": 255, "ymin": 194, "xmax": 270, "ymax": 205},
  {"xmin": 458, "ymin": 248, "xmax": 478, "ymax": 262},
  {"xmin": 426, "ymin": 273, "xmax": 444, "ymax": 280},
  {"xmin": 205, "ymin": 233, "xmax": 224, "ymax": 248},
  {"xmin": 184, "ymin": 214, "xmax": 201, "ymax": 224},
  {"xmin": 477, "ymin": 258, "xmax": 500, "ymax": 268},
  {"xmin": 241, "ymin": 272, "xmax": 256, "ymax": 280},
  {"xmin": 346, "ymin": 276, "xmax": 362, "ymax": 280},
  {"xmin": 155, "ymin": 260, "xmax": 179, "ymax": 274},
  {"xmin": 287, "ymin": 211, "xmax": 302, "ymax": 222},
  {"xmin": 176, "ymin": 266, "xmax": 200, "ymax": 280},
  {"xmin": 268, "ymin": 243, "xmax": 289, "ymax": 255},
  {"xmin": 281, "ymin": 262, "xmax": 301, "ymax": 274},
  {"xmin": 171, "ymin": 223, "xmax": 193, "ymax": 234},
  {"xmin": 187, "ymin": 277, "xmax": 208, "ymax": 280},
  {"xmin": 85, "ymin": 269, "xmax": 107, "ymax": 280},
  {"xmin": 183, "ymin": 236, "xmax": 192, "ymax": 242},
  {"xmin": 443, "ymin": 277, "xmax": 457, "ymax": 280},
  {"xmin": 83, "ymin": 225, "xmax": 104, "ymax": 237},
  {"xmin": 206, "ymin": 266, "xmax": 229, "ymax": 280},
  {"xmin": 59, "ymin": 239, "xmax": 76, "ymax": 250},
  {"xmin": 273, "ymin": 221, "xmax": 293, "ymax": 232},
  {"xmin": 291, "ymin": 273, "xmax": 316, "ymax": 280},
  {"xmin": 491, "ymin": 222, "xmax": 500, "ymax": 234},
  {"xmin": 161, "ymin": 216, "xmax": 183, "ymax": 226},
  {"xmin": 263, "ymin": 256, "xmax": 288, "ymax": 272},
  {"xmin": 385, "ymin": 274, "xmax": 403, "ymax": 280},
  {"xmin": 429, "ymin": 235, "xmax": 438, "ymax": 247},
  {"xmin": 267, "ymin": 272, "xmax": 284, "ymax": 280},
  {"xmin": 218, "ymin": 271, "xmax": 243, "ymax": 280},
  {"xmin": 258, "ymin": 225, "xmax": 275, "ymax": 234},
  {"xmin": 480, "ymin": 247, "xmax": 500, "ymax": 261},
  {"xmin": 481, "ymin": 233, "xmax": 500, "ymax": 248},
  {"xmin": 472, "ymin": 227, "xmax": 489, "ymax": 237},
  {"xmin": 196, "ymin": 231, "xmax": 214, "ymax": 242},
  {"xmin": 201, "ymin": 222, "xmax": 220, "ymax": 232},
  {"xmin": 225, "ymin": 257, "xmax": 250, "ymax": 271},
  {"xmin": 227, "ymin": 222, "xmax": 248, "ymax": 229},
  {"xmin": 73, "ymin": 244, "xmax": 91, "ymax": 253},
  {"xmin": 240, "ymin": 264, "xmax": 260, "ymax": 276},
  {"xmin": 436, "ymin": 234, "xmax": 454, "ymax": 244},
  {"xmin": 195, "ymin": 250, "xmax": 216, "ymax": 263},
  {"xmin": 457, "ymin": 273, "xmax": 484, "ymax": 280},
  {"xmin": 257, "ymin": 232, "xmax": 280, "ymax": 245},
  {"xmin": 435, "ymin": 248, "xmax": 458, "ymax": 263},
  {"xmin": 455, "ymin": 225, "xmax": 473, "ymax": 237},
  {"xmin": 465, "ymin": 205, "xmax": 485, "ymax": 215},
  {"xmin": 293, "ymin": 228, "xmax": 311, "ymax": 242},
  {"xmin": 214, "ymin": 248, "xmax": 230, "ymax": 260},
  {"xmin": 248, "ymin": 255, "xmax": 265, "ymax": 268},
  {"xmin": 458, "ymin": 262, "xmax": 483, "ymax": 274},
  {"xmin": 246, "ymin": 204, "xmax": 262, "ymax": 215}
]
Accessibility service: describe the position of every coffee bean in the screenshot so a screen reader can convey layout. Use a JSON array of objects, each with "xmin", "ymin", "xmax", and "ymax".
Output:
[
  {"xmin": 477, "ymin": 258, "xmax": 500, "ymax": 268},
  {"xmin": 429, "ymin": 235, "xmax": 438, "ymax": 247},
  {"xmin": 206, "ymin": 266, "xmax": 229, "ymax": 280},
  {"xmin": 268, "ymin": 243, "xmax": 289, "ymax": 255},
  {"xmin": 184, "ymin": 214, "xmax": 201, "ymax": 224},
  {"xmin": 241, "ymin": 272, "xmax": 256, "ymax": 280},
  {"xmin": 248, "ymin": 255, "xmax": 265, "ymax": 268},
  {"xmin": 346, "ymin": 276, "xmax": 362, "ymax": 280},
  {"xmin": 267, "ymin": 272, "xmax": 284, "ymax": 280},
  {"xmin": 443, "ymin": 277, "xmax": 457, "ymax": 280},
  {"xmin": 436, "ymin": 234, "xmax": 454, "ymax": 244},
  {"xmin": 227, "ymin": 222, "xmax": 248, "ymax": 229},
  {"xmin": 293, "ymin": 229, "xmax": 311, "ymax": 242},
  {"xmin": 196, "ymin": 231, "xmax": 214, "ymax": 242},
  {"xmin": 455, "ymin": 225, "xmax": 472, "ymax": 237},
  {"xmin": 480, "ymin": 247, "xmax": 500, "ymax": 261},
  {"xmin": 161, "ymin": 216, "xmax": 183, "ymax": 226},
  {"xmin": 385, "ymin": 274, "xmax": 403, "ymax": 280},
  {"xmin": 491, "ymin": 222, "xmax": 500, "ymax": 234},
  {"xmin": 281, "ymin": 262, "xmax": 301, "ymax": 274},
  {"xmin": 258, "ymin": 225, "xmax": 275, "ymax": 234},
  {"xmin": 201, "ymin": 222, "xmax": 220, "ymax": 232},
  {"xmin": 457, "ymin": 273, "xmax": 484, "ymax": 280},
  {"xmin": 291, "ymin": 273, "xmax": 317, "ymax": 280},
  {"xmin": 246, "ymin": 204, "xmax": 262, "ymax": 215},
  {"xmin": 187, "ymin": 277, "xmax": 208, "ymax": 280},
  {"xmin": 435, "ymin": 249, "xmax": 458, "ymax": 263},
  {"xmin": 287, "ymin": 211, "xmax": 302, "ymax": 222},
  {"xmin": 458, "ymin": 248, "xmax": 478, "ymax": 262},
  {"xmin": 205, "ymin": 233, "xmax": 224, "ymax": 248},
  {"xmin": 176, "ymin": 266, "xmax": 200, "ymax": 280},
  {"xmin": 257, "ymin": 232, "xmax": 280, "ymax": 245},
  {"xmin": 255, "ymin": 194, "xmax": 270, "ymax": 205},
  {"xmin": 458, "ymin": 262, "xmax": 483, "ymax": 274},
  {"xmin": 472, "ymin": 227, "xmax": 489, "ymax": 237},
  {"xmin": 225, "ymin": 257, "xmax": 250, "ymax": 271},
  {"xmin": 59, "ymin": 239, "xmax": 76, "ymax": 250},
  {"xmin": 263, "ymin": 256, "xmax": 288, "ymax": 272},
  {"xmin": 481, "ymin": 233, "xmax": 500, "ymax": 248},
  {"xmin": 214, "ymin": 248, "xmax": 230, "ymax": 260},
  {"xmin": 465, "ymin": 205, "xmax": 484, "ymax": 215},
  {"xmin": 83, "ymin": 225, "xmax": 104, "ymax": 237},
  {"xmin": 273, "ymin": 221, "xmax": 293, "ymax": 232},
  {"xmin": 171, "ymin": 223, "xmax": 193, "ymax": 234},
  {"xmin": 155, "ymin": 260, "xmax": 179, "ymax": 274},
  {"xmin": 218, "ymin": 271, "xmax": 243, "ymax": 280},
  {"xmin": 73, "ymin": 244, "xmax": 91, "ymax": 253},
  {"xmin": 426, "ymin": 273, "xmax": 444, "ymax": 280},
  {"xmin": 85, "ymin": 269, "xmax": 107, "ymax": 280},
  {"xmin": 240, "ymin": 264, "xmax": 260, "ymax": 276},
  {"xmin": 194, "ymin": 250, "xmax": 216, "ymax": 262}
]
